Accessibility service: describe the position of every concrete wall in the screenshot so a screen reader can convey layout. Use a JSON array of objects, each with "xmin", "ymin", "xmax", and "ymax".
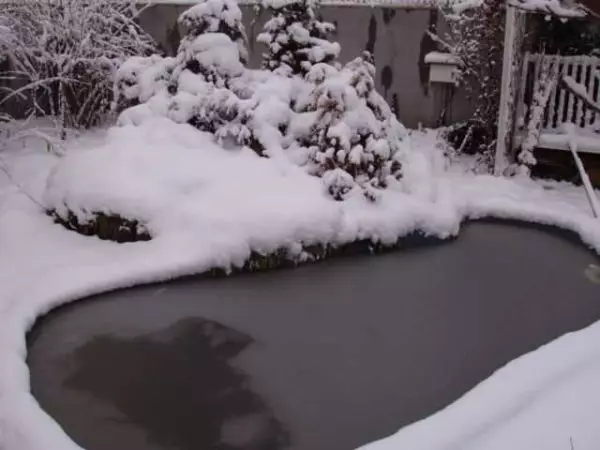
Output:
[{"xmin": 138, "ymin": 4, "xmax": 473, "ymax": 129}]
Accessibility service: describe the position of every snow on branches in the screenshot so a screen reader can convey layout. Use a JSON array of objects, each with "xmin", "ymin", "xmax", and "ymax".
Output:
[
  {"xmin": 293, "ymin": 52, "xmax": 405, "ymax": 201},
  {"xmin": 178, "ymin": 0, "xmax": 248, "ymax": 65},
  {"xmin": 0, "ymin": 0, "xmax": 156, "ymax": 132},
  {"xmin": 257, "ymin": 0, "xmax": 340, "ymax": 77},
  {"xmin": 517, "ymin": 60, "xmax": 558, "ymax": 174},
  {"xmin": 115, "ymin": 0, "xmax": 271, "ymax": 154},
  {"xmin": 114, "ymin": 55, "xmax": 177, "ymax": 112},
  {"xmin": 116, "ymin": 1, "xmax": 405, "ymax": 201}
]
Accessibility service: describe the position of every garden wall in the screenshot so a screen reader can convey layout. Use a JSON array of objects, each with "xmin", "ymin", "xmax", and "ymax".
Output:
[{"xmin": 138, "ymin": 3, "xmax": 473, "ymax": 129}]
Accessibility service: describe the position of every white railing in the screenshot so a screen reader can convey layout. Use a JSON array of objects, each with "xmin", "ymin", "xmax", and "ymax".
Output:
[
  {"xmin": 516, "ymin": 52, "xmax": 600, "ymax": 217},
  {"xmin": 517, "ymin": 53, "xmax": 600, "ymax": 132}
]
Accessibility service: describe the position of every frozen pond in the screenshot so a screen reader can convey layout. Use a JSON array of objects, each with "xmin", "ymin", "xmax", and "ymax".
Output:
[{"xmin": 27, "ymin": 221, "xmax": 600, "ymax": 450}]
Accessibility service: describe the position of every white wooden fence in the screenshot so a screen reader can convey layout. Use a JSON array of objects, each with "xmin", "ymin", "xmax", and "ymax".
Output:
[
  {"xmin": 516, "ymin": 52, "xmax": 600, "ymax": 217},
  {"xmin": 516, "ymin": 53, "xmax": 600, "ymax": 148}
]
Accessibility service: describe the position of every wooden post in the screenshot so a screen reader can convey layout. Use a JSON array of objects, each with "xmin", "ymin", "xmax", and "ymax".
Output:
[{"xmin": 494, "ymin": 3, "xmax": 517, "ymax": 175}]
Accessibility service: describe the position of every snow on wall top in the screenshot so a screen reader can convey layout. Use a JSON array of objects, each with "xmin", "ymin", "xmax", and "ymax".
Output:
[
  {"xmin": 135, "ymin": 0, "xmax": 578, "ymax": 12},
  {"xmin": 424, "ymin": 51, "xmax": 461, "ymax": 65},
  {"xmin": 137, "ymin": 0, "xmax": 443, "ymax": 7}
]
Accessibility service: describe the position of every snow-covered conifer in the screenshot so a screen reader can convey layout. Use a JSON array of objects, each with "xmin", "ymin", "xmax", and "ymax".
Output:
[
  {"xmin": 175, "ymin": 0, "xmax": 248, "ymax": 88},
  {"xmin": 257, "ymin": 0, "xmax": 340, "ymax": 77},
  {"xmin": 295, "ymin": 52, "xmax": 404, "ymax": 201},
  {"xmin": 179, "ymin": 0, "xmax": 248, "ymax": 63}
]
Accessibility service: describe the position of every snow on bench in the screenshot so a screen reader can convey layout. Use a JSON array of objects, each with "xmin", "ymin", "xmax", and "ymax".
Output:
[{"xmin": 516, "ymin": 52, "xmax": 600, "ymax": 154}]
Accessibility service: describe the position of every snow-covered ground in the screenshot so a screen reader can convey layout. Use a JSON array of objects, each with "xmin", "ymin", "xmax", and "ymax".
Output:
[{"xmin": 1, "ymin": 118, "xmax": 600, "ymax": 450}]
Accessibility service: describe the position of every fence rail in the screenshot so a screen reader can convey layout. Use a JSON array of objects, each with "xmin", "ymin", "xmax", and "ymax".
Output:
[{"xmin": 518, "ymin": 53, "xmax": 600, "ymax": 131}]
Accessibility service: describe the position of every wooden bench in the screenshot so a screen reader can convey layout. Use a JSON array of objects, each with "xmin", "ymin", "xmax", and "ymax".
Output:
[{"xmin": 515, "ymin": 52, "xmax": 600, "ymax": 154}]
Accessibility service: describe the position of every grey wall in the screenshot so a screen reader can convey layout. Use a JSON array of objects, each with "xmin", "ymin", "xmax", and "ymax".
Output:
[{"xmin": 138, "ymin": 4, "xmax": 473, "ymax": 129}]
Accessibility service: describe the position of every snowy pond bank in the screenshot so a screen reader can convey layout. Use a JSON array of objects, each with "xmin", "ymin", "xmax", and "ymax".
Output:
[
  {"xmin": 3, "ymin": 120, "xmax": 600, "ymax": 450},
  {"xmin": 27, "ymin": 221, "xmax": 600, "ymax": 450}
]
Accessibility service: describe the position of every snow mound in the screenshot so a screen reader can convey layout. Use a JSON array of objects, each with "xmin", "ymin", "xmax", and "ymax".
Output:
[{"xmin": 44, "ymin": 118, "xmax": 342, "ymax": 242}]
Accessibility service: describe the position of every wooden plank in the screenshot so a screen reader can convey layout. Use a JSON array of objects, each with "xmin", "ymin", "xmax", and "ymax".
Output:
[
  {"xmin": 533, "ymin": 53, "xmax": 543, "ymax": 94},
  {"xmin": 566, "ymin": 58, "xmax": 578, "ymax": 125},
  {"xmin": 494, "ymin": 4, "xmax": 518, "ymax": 175},
  {"xmin": 575, "ymin": 56, "xmax": 588, "ymax": 127},
  {"xmin": 537, "ymin": 134, "xmax": 600, "ymax": 154},
  {"xmin": 556, "ymin": 58, "xmax": 571, "ymax": 128},
  {"xmin": 544, "ymin": 54, "xmax": 559, "ymax": 129},
  {"xmin": 593, "ymin": 61, "xmax": 600, "ymax": 125},
  {"xmin": 584, "ymin": 57, "xmax": 595, "ymax": 126},
  {"xmin": 516, "ymin": 52, "xmax": 531, "ymax": 131}
]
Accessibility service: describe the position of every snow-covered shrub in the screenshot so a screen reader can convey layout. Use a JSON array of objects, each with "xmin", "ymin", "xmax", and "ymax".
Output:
[
  {"xmin": 178, "ymin": 0, "xmax": 248, "ymax": 65},
  {"xmin": 257, "ymin": 0, "xmax": 340, "ymax": 77},
  {"xmin": 434, "ymin": 0, "xmax": 504, "ymax": 158},
  {"xmin": 174, "ymin": 0, "xmax": 248, "ymax": 88},
  {"xmin": 114, "ymin": 1, "xmax": 406, "ymax": 198},
  {"xmin": 163, "ymin": 0, "xmax": 267, "ymax": 152},
  {"xmin": 293, "ymin": 52, "xmax": 405, "ymax": 201},
  {"xmin": 116, "ymin": 0, "xmax": 272, "ymax": 155},
  {"xmin": 114, "ymin": 56, "xmax": 177, "ymax": 113},
  {"xmin": 0, "ymin": 0, "xmax": 156, "ymax": 132},
  {"xmin": 175, "ymin": 32, "xmax": 246, "ymax": 89}
]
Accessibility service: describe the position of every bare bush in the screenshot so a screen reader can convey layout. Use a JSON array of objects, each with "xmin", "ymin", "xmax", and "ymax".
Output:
[{"xmin": 0, "ymin": 0, "xmax": 156, "ymax": 133}]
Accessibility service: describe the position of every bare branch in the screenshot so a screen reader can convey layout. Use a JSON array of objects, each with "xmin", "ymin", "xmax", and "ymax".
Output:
[
  {"xmin": 0, "ymin": 0, "xmax": 157, "ymax": 131},
  {"xmin": 561, "ymin": 74, "xmax": 600, "ymax": 115}
]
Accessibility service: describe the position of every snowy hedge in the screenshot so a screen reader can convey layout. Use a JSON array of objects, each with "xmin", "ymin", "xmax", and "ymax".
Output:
[{"xmin": 114, "ymin": 0, "xmax": 408, "ymax": 205}]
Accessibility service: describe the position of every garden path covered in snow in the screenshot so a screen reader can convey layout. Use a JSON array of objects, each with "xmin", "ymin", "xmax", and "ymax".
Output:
[{"xmin": 1, "ymin": 119, "xmax": 600, "ymax": 450}]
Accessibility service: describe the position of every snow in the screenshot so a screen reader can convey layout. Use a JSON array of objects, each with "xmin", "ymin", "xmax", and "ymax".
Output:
[
  {"xmin": 114, "ymin": 55, "xmax": 176, "ymax": 106},
  {"xmin": 361, "ymin": 315, "xmax": 600, "ymax": 450},
  {"xmin": 44, "ymin": 118, "xmax": 337, "ymax": 239},
  {"xmin": 257, "ymin": 0, "xmax": 340, "ymax": 76},
  {"xmin": 3, "ymin": 122, "xmax": 600, "ymax": 450},
  {"xmin": 135, "ymin": 0, "xmax": 584, "ymax": 10},
  {"xmin": 178, "ymin": 0, "xmax": 249, "ymax": 64},
  {"xmin": 178, "ymin": 0, "xmax": 243, "ymax": 34},
  {"xmin": 509, "ymin": 0, "xmax": 587, "ymax": 17},
  {"xmin": 4, "ymin": 0, "xmax": 600, "ymax": 447},
  {"xmin": 182, "ymin": 33, "xmax": 245, "ymax": 78},
  {"xmin": 532, "ymin": 124, "xmax": 600, "ymax": 154},
  {"xmin": 563, "ymin": 75, "xmax": 592, "ymax": 103},
  {"xmin": 138, "ymin": 0, "xmax": 455, "ymax": 6},
  {"xmin": 424, "ymin": 51, "xmax": 461, "ymax": 65}
]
